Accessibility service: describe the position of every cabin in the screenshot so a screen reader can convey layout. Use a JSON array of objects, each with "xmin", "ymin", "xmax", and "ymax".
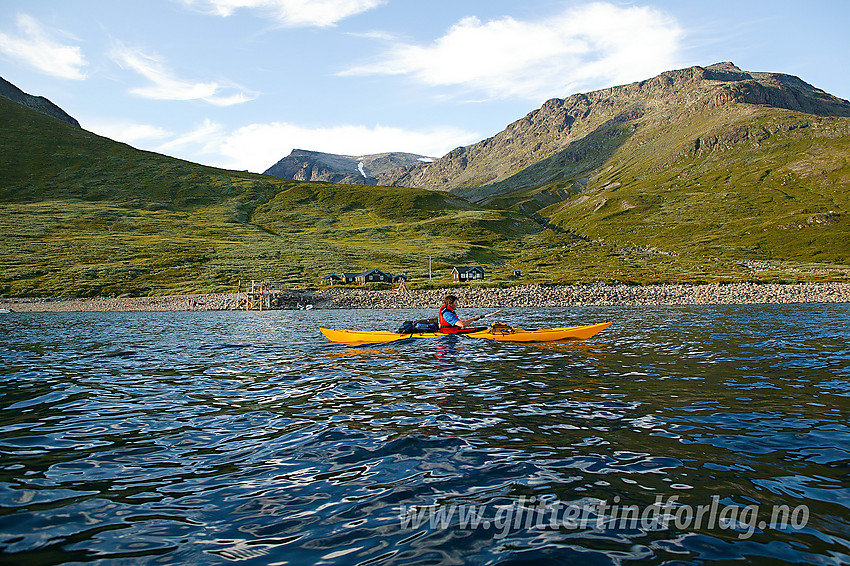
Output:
[
  {"xmin": 330, "ymin": 269, "xmax": 405, "ymax": 285},
  {"xmin": 355, "ymin": 268, "xmax": 392, "ymax": 285},
  {"xmin": 452, "ymin": 266, "xmax": 485, "ymax": 282}
]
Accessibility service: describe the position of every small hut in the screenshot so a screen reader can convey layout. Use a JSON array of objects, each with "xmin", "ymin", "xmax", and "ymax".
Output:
[{"xmin": 452, "ymin": 266, "xmax": 485, "ymax": 282}]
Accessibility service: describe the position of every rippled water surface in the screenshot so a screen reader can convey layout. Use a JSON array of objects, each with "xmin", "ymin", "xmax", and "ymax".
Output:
[{"xmin": 1, "ymin": 305, "xmax": 849, "ymax": 565}]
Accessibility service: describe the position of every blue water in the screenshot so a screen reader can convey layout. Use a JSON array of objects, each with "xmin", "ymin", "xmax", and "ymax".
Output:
[{"xmin": 1, "ymin": 305, "xmax": 849, "ymax": 565}]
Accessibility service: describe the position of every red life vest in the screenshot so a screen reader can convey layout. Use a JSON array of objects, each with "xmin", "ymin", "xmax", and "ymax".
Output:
[{"xmin": 438, "ymin": 304, "xmax": 461, "ymax": 334}]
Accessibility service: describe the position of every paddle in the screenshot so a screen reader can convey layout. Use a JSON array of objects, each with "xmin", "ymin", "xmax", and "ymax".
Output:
[{"xmin": 480, "ymin": 309, "xmax": 503, "ymax": 319}]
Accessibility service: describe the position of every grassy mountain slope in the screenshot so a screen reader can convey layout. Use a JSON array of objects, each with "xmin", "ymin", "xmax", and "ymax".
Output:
[
  {"xmin": 411, "ymin": 63, "xmax": 850, "ymax": 277},
  {"xmin": 381, "ymin": 62, "xmax": 850, "ymax": 196},
  {"xmin": 2, "ymin": 61, "xmax": 849, "ymax": 297},
  {"xmin": 0, "ymin": 96, "xmax": 536, "ymax": 296},
  {"xmin": 540, "ymin": 105, "xmax": 849, "ymax": 263},
  {"xmin": 499, "ymin": 103, "xmax": 850, "ymax": 284}
]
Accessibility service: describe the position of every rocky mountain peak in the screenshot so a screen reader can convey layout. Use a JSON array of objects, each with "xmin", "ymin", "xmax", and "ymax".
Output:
[
  {"xmin": 706, "ymin": 61, "xmax": 742, "ymax": 72},
  {"xmin": 264, "ymin": 149, "xmax": 435, "ymax": 185},
  {"xmin": 0, "ymin": 76, "xmax": 80, "ymax": 127},
  {"xmin": 699, "ymin": 62, "xmax": 754, "ymax": 83},
  {"xmin": 374, "ymin": 62, "xmax": 850, "ymax": 195}
]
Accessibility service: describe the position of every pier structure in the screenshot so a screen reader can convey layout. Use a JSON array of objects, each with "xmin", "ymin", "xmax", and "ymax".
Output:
[{"xmin": 237, "ymin": 280, "xmax": 317, "ymax": 310}]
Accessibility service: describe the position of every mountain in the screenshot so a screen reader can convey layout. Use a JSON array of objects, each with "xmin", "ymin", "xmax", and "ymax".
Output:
[
  {"xmin": 0, "ymin": 68, "xmax": 847, "ymax": 297},
  {"xmin": 0, "ymin": 91, "xmax": 533, "ymax": 297},
  {"xmin": 370, "ymin": 62, "xmax": 849, "ymax": 266},
  {"xmin": 376, "ymin": 62, "xmax": 850, "ymax": 200},
  {"xmin": 0, "ymin": 75, "xmax": 80, "ymax": 127},
  {"xmin": 264, "ymin": 149, "xmax": 435, "ymax": 185}
]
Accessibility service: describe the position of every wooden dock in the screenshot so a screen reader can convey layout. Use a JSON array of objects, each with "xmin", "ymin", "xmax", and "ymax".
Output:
[{"xmin": 237, "ymin": 280, "xmax": 318, "ymax": 310}]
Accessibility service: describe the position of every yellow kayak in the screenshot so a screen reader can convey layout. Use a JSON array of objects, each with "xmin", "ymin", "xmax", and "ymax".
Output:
[
  {"xmin": 466, "ymin": 322, "xmax": 612, "ymax": 342},
  {"xmin": 320, "ymin": 322, "xmax": 611, "ymax": 345}
]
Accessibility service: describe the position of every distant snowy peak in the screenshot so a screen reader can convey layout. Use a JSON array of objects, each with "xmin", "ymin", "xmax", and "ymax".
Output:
[{"xmin": 263, "ymin": 149, "xmax": 438, "ymax": 185}]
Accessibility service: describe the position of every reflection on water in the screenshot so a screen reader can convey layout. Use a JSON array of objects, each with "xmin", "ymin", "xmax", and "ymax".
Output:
[
  {"xmin": 0, "ymin": 305, "xmax": 848, "ymax": 564},
  {"xmin": 435, "ymin": 335, "xmax": 463, "ymax": 372}
]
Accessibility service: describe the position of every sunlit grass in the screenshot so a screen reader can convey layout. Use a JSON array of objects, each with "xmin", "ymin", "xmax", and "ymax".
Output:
[{"xmin": 2, "ymin": 94, "xmax": 848, "ymax": 297}]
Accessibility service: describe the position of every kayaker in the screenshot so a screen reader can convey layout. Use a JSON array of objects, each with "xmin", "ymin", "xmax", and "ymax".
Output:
[{"xmin": 438, "ymin": 295, "xmax": 482, "ymax": 334}]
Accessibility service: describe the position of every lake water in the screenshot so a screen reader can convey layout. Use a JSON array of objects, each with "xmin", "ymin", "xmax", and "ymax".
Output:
[{"xmin": 1, "ymin": 305, "xmax": 848, "ymax": 565}]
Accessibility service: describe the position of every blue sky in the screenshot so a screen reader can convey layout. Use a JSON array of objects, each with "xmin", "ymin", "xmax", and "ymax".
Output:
[{"xmin": 1, "ymin": 0, "xmax": 848, "ymax": 173}]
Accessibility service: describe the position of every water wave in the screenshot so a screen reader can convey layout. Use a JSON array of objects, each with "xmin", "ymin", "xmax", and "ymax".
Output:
[{"xmin": 1, "ymin": 305, "xmax": 848, "ymax": 564}]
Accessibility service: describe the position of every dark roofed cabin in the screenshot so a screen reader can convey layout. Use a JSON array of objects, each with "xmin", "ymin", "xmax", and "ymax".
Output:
[
  {"xmin": 356, "ymin": 269, "xmax": 392, "ymax": 285},
  {"xmin": 452, "ymin": 266, "xmax": 485, "ymax": 282}
]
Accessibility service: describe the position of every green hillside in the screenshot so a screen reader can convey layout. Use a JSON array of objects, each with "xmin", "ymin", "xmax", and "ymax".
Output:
[
  {"xmin": 542, "ymin": 105, "xmax": 849, "ymax": 262},
  {"xmin": 470, "ymin": 104, "xmax": 850, "ymax": 270},
  {"xmin": 0, "ymin": 96, "xmax": 537, "ymax": 296},
  {"xmin": 443, "ymin": 65, "xmax": 850, "ymax": 283},
  {"xmin": 2, "ymin": 62, "xmax": 850, "ymax": 298}
]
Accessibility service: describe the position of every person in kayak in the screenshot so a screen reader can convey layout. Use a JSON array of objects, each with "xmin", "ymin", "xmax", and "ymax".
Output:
[{"xmin": 438, "ymin": 295, "xmax": 484, "ymax": 334}]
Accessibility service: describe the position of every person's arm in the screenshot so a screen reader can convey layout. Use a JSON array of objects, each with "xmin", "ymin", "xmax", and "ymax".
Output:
[{"xmin": 443, "ymin": 308, "xmax": 481, "ymax": 328}]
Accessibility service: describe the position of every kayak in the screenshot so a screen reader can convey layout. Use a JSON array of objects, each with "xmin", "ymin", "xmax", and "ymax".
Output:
[
  {"xmin": 467, "ymin": 322, "xmax": 611, "ymax": 342},
  {"xmin": 320, "ymin": 322, "xmax": 611, "ymax": 345}
]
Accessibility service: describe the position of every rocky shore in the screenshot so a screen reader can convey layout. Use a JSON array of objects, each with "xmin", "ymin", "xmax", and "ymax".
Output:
[
  {"xmin": 0, "ymin": 293, "xmax": 241, "ymax": 313},
  {"xmin": 319, "ymin": 282, "xmax": 850, "ymax": 309},
  {"xmin": 1, "ymin": 283, "xmax": 849, "ymax": 313}
]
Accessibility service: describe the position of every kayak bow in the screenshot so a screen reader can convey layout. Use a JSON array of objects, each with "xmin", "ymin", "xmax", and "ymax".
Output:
[
  {"xmin": 465, "ymin": 322, "xmax": 611, "ymax": 342},
  {"xmin": 320, "ymin": 322, "xmax": 611, "ymax": 345}
]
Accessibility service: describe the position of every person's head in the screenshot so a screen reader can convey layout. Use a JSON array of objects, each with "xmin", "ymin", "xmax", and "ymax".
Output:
[{"xmin": 443, "ymin": 294, "xmax": 458, "ymax": 307}]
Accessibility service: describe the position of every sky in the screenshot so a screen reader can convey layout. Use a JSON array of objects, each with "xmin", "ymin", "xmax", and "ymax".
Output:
[{"xmin": 1, "ymin": 0, "xmax": 848, "ymax": 173}]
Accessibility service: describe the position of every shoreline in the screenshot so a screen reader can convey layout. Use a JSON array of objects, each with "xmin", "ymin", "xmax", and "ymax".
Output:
[{"xmin": 2, "ymin": 282, "xmax": 850, "ymax": 312}]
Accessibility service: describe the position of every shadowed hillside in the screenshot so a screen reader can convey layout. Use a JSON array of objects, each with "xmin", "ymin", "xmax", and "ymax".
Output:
[
  {"xmin": 376, "ymin": 63, "xmax": 850, "ymax": 273},
  {"xmin": 377, "ymin": 63, "xmax": 850, "ymax": 196},
  {"xmin": 0, "ymin": 95, "xmax": 536, "ymax": 296},
  {"xmin": 1, "ymin": 63, "xmax": 849, "ymax": 297},
  {"xmin": 0, "ymin": 75, "xmax": 80, "ymax": 127}
]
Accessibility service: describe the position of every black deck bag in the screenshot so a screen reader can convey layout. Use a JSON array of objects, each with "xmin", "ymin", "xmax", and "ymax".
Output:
[
  {"xmin": 397, "ymin": 318, "xmax": 439, "ymax": 334},
  {"xmin": 397, "ymin": 321, "xmax": 415, "ymax": 334},
  {"xmin": 414, "ymin": 319, "xmax": 439, "ymax": 332}
]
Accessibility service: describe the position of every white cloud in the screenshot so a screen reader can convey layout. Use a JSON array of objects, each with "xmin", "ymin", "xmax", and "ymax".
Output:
[
  {"xmin": 86, "ymin": 120, "xmax": 172, "ymax": 145},
  {"xmin": 157, "ymin": 119, "xmax": 226, "ymax": 154},
  {"xmin": 110, "ymin": 41, "xmax": 254, "ymax": 105},
  {"xmin": 179, "ymin": 0, "xmax": 386, "ymax": 27},
  {"xmin": 90, "ymin": 117, "xmax": 477, "ymax": 173},
  {"xmin": 205, "ymin": 92, "xmax": 254, "ymax": 107},
  {"xmin": 341, "ymin": 2, "xmax": 684, "ymax": 101},
  {"xmin": 0, "ymin": 14, "xmax": 87, "ymax": 79},
  {"xmin": 348, "ymin": 30, "xmax": 397, "ymax": 41},
  {"xmin": 214, "ymin": 121, "xmax": 479, "ymax": 172},
  {"xmin": 84, "ymin": 117, "xmax": 228, "ymax": 163}
]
